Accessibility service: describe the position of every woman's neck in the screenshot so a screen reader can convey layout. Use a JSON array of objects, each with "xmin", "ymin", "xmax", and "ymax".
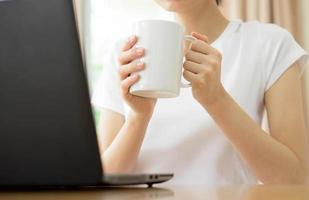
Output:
[{"xmin": 175, "ymin": 1, "xmax": 229, "ymax": 44}]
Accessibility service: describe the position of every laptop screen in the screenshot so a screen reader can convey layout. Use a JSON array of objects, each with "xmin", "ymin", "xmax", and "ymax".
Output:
[{"xmin": 0, "ymin": 0, "xmax": 102, "ymax": 186}]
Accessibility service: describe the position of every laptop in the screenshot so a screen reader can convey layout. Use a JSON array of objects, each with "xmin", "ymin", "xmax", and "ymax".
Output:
[{"xmin": 0, "ymin": 0, "xmax": 172, "ymax": 188}]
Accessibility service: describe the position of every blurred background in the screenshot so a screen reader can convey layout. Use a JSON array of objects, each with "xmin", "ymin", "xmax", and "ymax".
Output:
[{"xmin": 73, "ymin": 0, "xmax": 309, "ymax": 129}]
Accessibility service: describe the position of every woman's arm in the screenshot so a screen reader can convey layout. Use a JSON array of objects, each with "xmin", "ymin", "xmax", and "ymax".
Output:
[
  {"xmin": 205, "ymin": 63, "xmax": 306, "ymax": 184},
  {"xmin": 97, "ymin": 36, "xmax": 156, "ymax": 173},
  {"xmin": 98, "ymin": 109, "xmax": 151, "ymax": 173},
  {"xmin": 184, "ymin": 32, "xmax": 307, "ymax": 183}
]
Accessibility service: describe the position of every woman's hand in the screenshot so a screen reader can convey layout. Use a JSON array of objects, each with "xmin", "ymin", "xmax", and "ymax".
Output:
[
  {"xmin": 183, "ymin": 32, "xmax": 227, "ymax": 108},
  {"xmin": 118, "ymin": 36, "xmax": 157, "ymax": 119}
]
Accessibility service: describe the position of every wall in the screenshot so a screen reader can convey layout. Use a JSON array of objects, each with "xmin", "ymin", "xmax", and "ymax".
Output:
[
  {"xmin": 299, "ymin": 0, "xmax": 309, "ymax": 182},
  {"xmin": 300, "ymin": 0, "xmax": 309, "ymax": 120}
]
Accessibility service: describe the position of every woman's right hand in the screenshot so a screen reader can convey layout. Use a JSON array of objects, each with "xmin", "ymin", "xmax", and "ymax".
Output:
[{"xmin": 118, "ymin": 36, "xmax": 157, "ymax": 119}]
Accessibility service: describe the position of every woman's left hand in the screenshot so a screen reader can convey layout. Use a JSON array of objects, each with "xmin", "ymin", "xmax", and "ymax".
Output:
[{"xmin": 183, "ymin": 32, "xmax": 226, "ymax": 107}]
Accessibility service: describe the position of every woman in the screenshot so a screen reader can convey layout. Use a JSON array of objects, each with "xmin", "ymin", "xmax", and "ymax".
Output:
[{"xmin": 92, "ymin": 0, "xmax": 308, "ymax": 185}]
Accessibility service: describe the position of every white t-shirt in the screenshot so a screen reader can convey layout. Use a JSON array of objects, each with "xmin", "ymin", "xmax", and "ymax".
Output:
[{"xmin": 92, "ymin": 20, "xmax": 308, "ymax": 185}]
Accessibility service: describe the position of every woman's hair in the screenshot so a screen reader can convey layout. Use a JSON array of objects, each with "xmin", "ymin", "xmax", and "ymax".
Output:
[{"xmin": 216, "ymin": 0, "xmax": 221, "ymax": 5}]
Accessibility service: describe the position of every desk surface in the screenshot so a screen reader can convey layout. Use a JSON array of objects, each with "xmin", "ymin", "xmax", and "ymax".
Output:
[{"xmin": 0, "ymin": 184, "xmax": 308, "ymax": 200}]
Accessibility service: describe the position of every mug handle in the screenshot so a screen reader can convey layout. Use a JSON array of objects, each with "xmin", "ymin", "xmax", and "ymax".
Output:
[{"xmin": 181, "ymin": 35, "xmax": 197, "ymax": 88}]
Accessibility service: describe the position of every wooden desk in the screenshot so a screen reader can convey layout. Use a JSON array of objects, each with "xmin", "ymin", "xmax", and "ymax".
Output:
[{"xmin": 0, "ymin": 185, "xmax": 308, "ymax": 200}]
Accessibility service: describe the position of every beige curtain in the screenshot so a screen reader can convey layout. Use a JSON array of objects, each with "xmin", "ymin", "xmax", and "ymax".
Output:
[{"xmin": 220, "ymin": 0, "xmax": 309, "ymax": 183}]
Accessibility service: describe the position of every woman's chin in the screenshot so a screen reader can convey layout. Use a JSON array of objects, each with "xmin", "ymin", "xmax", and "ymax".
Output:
[{"xmin": 158, "ymin": 0, "xmax": 186, "ymax": 12}]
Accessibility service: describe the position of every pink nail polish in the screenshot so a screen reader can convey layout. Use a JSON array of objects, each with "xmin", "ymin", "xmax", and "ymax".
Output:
[
  {"xmin": 137, "ymin": 62, "xmax": 144, "ymax": 69},
  {"xmin": 129, "ymin": 36, "xmax": 136, "ymax": 42},
  {"xmin": 132, "ymin": 74, "xmax": 139, "ymax": 79},
  {"xmin": 136, "ymin": 48, "xmax": 144, "ymax": 56}
]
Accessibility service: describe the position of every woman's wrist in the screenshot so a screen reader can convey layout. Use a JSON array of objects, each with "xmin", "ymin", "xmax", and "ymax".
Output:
[
  {"xmin": 200, "ymin": 84, "xmax": 230, "ymax": 110},
  {"xmin": 128, "ymin": 111, "xmax": 153, "ymax": 125}
]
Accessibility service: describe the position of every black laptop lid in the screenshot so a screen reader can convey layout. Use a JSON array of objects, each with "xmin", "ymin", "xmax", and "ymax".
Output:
[{"xmin": 0, "ymin": 0, "xmax": 103, "ymax": 186}]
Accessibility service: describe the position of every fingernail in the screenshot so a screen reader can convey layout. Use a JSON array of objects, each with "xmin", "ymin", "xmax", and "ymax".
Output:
[
  {"xmin": 132, "ymin": 74, "xmax": 139, "ymax": 79},
  {"xmin": 136, "ymin": 62, "xmax": 144, "ymax": 69},
  {"xmin": 129, "ymin": 36, "xmax": 136, "ymax": 42},
  {"xmin": 136, "ymin": 48, "xmax": 144, "ymax": 56}
]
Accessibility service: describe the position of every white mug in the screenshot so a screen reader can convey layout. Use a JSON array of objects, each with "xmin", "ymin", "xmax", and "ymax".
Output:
[{"xmin": 130, "ymin": 20, "xmax": 195, "ymax": 98}]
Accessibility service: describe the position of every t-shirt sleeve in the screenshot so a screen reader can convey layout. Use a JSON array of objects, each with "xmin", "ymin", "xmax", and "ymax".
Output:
[
  {"xmin": 264, "ymin": 27, "xmax": 309, "ymax": 91},
  {"xmin": 91, "ymin": 44, "xmax": 125, "ymax": 116}
]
